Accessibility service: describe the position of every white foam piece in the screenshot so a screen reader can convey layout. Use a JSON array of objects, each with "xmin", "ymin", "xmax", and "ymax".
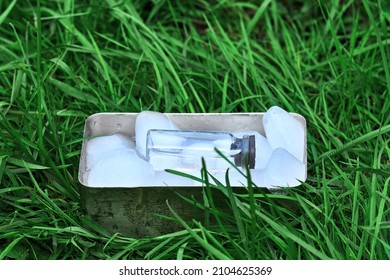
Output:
[
  {"xmin": 153, "ymin": 171, "xmax": 194, "ymax": 186},
  {"xmin": 135, "ymin": 111, "xmax": 178, "ymax": 158},
  {"xmin": 87, "ymin": 149, "xmax": 155, "ymax": 187},
  {"xmin": 263, "ymin": 106, "xmax": 305, "ymax": 162},
  {"xmin": 233, "ymin": 130, "xmax": 273, "ymax": 169},
  {"xmin": 86, "ymin": 134, "xmax": 135, "ymax": 169},
  {"xmin": 260, "ymin": 148, "xmax": 305, "ymax": 188}
]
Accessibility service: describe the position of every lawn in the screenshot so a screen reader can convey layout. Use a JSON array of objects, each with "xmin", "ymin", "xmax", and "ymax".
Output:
[{"xmin": 0, "ymin": 0, "xmax": 389, "ymax": 260}]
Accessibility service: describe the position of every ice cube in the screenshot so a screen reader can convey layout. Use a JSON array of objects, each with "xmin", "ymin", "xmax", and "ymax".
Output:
[
  {"xmin": 233, "ymin": 131, "xmax": 273, "ymax": 169},
  {"xmin": 135, "ymin": 111, "xmax": 178, "ymax": 158},
  {"xmin": 260, "ymin": 148, "xmax": 306, "ymax": 188},
  {"xmin": 263, "ymin": 106, "xmax": 305, "ymax": 162},
  {"xmin": 153, "ymin": 171, "xmax": 194, "ymax": 186},
  {"xmin": 209, "ymin": 148, "xmax": 306, "ymax": 188},
  {"xmin": 192, "ymin": 169, "xmax": 212, "ymax": 186},
  {"xmin": 86, "ymin": 134, "xmax": 135, "ymax": 168},
  {"xmin": 87, "ymin": 149, "xmax": 155, "ymax": 187},
  {"xmin": 211, "ymin": 169, "xmax": 248, "ymax": 186},
  {"xmin": 248, "ymin": 169, "xmax": 265, "ymax": 187}
]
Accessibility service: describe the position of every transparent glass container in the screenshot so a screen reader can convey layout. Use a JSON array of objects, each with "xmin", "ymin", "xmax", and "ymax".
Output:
[{"xmin": 146, "ymin": 129, "xmax": 255, "ymax": 172}]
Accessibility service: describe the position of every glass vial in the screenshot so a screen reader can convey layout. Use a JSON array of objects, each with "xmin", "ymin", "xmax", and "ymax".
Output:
[{"xmin": 146, "ymin": 129, "xmax": 255, "ymax": 172}]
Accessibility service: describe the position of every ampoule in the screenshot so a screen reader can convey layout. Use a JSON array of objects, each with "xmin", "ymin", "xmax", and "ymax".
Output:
[{"xmin": 146, "ymin": 129, "xmax": 255, "ymax": 172}]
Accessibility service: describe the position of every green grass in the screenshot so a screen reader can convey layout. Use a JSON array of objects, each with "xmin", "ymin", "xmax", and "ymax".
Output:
[{"xmin": 0, "ymin": 0, "xmax": 389, "ymax": 260}]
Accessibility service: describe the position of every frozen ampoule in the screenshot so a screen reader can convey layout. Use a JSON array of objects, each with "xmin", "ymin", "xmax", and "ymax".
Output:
[{"xmin": 146, "ymin": 129, "xmax": 255, "ymax": 172}]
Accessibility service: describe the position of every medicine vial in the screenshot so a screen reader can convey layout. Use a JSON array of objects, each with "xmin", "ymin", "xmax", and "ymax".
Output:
[{"xmin": 146, "ymin": 129, "xmax": 256, "ymax": 172}]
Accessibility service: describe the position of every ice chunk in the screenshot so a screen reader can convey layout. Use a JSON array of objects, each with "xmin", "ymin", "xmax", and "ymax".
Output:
[
  {"xmin": 233, "ymin": 131, "xmax": 272, "ymax": 169},
  {"xmin": 191, "ymin": 169, "xmax": 212, "ymax": 186},
  {"xmin": 260, "ymin": 148, "xmax": 305, "ymax": 188},
  {"xmin": 87, "ymin": 149, "xmax": 154, "ymax": 187},
  {"xmin": 153, "ymin": 171, "xmax": 194, "ymax": 186},
  {"xmin": 248, "ymin": 169, "xmax": 265, "ymax": 187},
  {"xmin": 135, "ymin": 111, "xmax": 178, "ymax": 158},
  {"xmin": 263, "ymin": 106, "xmax": 305, "ymax": 162},
  {"xmin": 157, "ymin": 169, "xmax": 215, "ymax": 187},
  {"xmin": 211, "ymin": 169, "xmax": 248, "ymax": 186},
  {"xmin": 208, "ymin": 148, "xmax": 306, "ymax": 188},
  {"xmin": 86, "ymin": 134, "xmax": 135, "ymax": 168}
]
